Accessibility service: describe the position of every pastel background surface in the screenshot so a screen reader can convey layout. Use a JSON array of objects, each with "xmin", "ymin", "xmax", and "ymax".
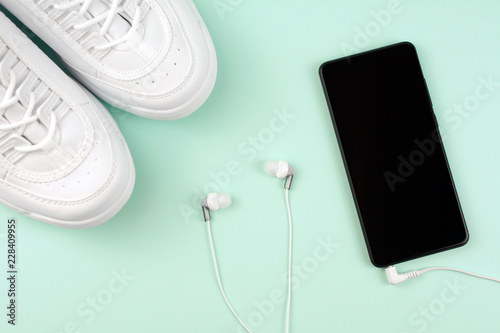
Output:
[{"xmin": 1, "ymin": 0, "xmax": 500, "ymax": 332}]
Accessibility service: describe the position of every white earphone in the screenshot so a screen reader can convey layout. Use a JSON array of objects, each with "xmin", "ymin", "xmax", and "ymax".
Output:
[
  {"xmin": 264, "ymin": 160, "xmax": 295, "ymax": 189},
  {"xmin": 200, "ymin": 192, "xmax": 232, "ymax": 221},
  {"xmin": 202, "ymin": 160, "xmax": 295, "ymax": 333},
  {"xmin": 201, "ymin": 161, "xmax": 500, "ymax": 333},
  {"xmin": 264, "ymin": 160, "xmax": 294, "ymax": 333}
]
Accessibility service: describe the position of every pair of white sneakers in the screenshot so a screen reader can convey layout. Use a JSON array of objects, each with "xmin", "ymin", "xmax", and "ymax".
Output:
[{"xmin": 0, "ymin": 0, "xmax": 217, "ymax": 228}]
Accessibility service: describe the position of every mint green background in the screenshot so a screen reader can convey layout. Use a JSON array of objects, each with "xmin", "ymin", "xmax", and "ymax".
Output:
[{"xmin": 1, "ymin": 0, "xmax": 500, "ymax": 332}]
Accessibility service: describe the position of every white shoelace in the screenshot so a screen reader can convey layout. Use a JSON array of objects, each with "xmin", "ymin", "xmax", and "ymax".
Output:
[
  {"xmin": 53, "ymin": 0, "xmax": 142, "ymax": 50},
  {"xmin": 0, "ymin": 69, "xmax": 57, "ymax": 153}
]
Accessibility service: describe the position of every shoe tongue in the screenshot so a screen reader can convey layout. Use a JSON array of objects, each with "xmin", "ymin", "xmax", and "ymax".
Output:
[{"xmin": 86, "ymin": 0, "xmax": 132, "ymax": 41}]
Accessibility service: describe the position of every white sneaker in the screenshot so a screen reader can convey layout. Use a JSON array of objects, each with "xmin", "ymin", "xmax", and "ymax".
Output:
[
  {"xmin": 0, "ymin": 12, "xmax": 135, "ymax": 228},
  {"xmin": 0, "ymin": 0, "xmax": 217, "ymax": 120}
]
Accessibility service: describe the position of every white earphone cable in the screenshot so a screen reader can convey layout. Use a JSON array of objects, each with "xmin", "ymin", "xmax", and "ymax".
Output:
[
  {"xmin": 418, "ymin": 267, "xmax": 500, "ymax": 283},
  {"xmin": 386, "ymin": 265, "xmax": 500, "ymax": 285},
  {"xmin": 207, "ymin": 221, "xmax": 253, "ymax": 333},
  {"xmin": 285, "ymin": 189, "xmax": 292, "ymax": 333}
]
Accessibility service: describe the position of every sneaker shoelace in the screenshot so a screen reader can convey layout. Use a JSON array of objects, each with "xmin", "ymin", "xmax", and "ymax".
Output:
[
  {"xmin": 0, "ymin": 51, "xmax": 57, "ymax": 153},
  {"xmin": 53, "ymin": 0, "xmax": 142, "ymax": 51}
]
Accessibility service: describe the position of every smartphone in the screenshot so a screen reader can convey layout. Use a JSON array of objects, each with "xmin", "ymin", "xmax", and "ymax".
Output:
[{"xmin": 319, "ymin": 42, "xmax": 468, "ymax": 267}]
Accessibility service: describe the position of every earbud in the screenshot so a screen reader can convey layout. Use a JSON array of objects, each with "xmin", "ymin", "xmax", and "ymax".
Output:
[
  {"xmin": 200, "ymin": 192, "xmax": 232, "ymax": 221},
  {"xmin": 385, "ymin": 266, "xmax": 420, "ymax": 285},
  {"xmin": 265, "ymin": 160, "xmax": 295, "ymax": 189},
  {"xmin": 264, "ymin": 160, "xmax": 294, "ymax": 178}
]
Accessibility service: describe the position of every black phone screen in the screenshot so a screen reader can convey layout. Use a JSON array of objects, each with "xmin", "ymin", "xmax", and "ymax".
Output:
[{"xmin": 319, "ymin": 42, "xmax": 468, "ymax": 267}]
